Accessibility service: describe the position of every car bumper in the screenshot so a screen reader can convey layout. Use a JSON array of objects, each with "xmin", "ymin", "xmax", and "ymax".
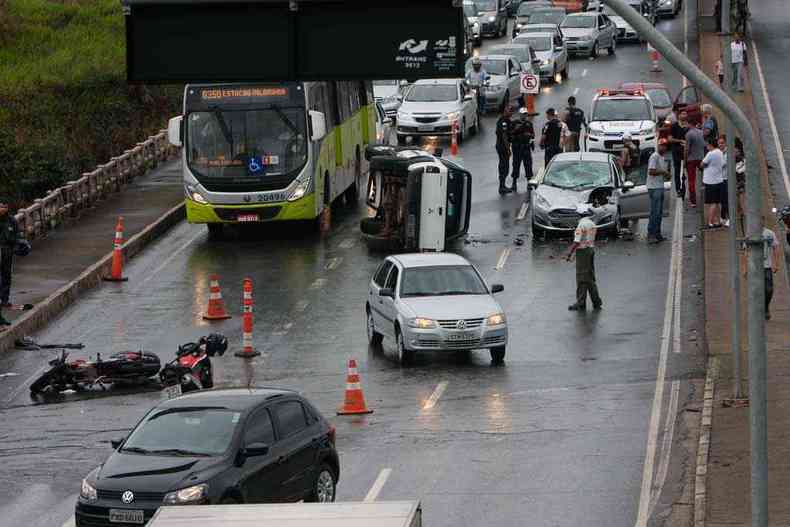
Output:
[
  {"xmin": 566, "ymin": 41, "xmax": 595, "ymax": 53},
  {"xmin": 185, "ymin": 193, "xmax": 318, "ymax": 224},
  {"xmin": 539, "ymin": 64, "xmax": 555, "ymax": 78},
  {"xmin": 656, "ymin": 5, "xmax": 675, "ymax": 14},
  {"xmin": 586, "ymin": 135, "xmax": 657, "ymax": 156},
  {"xmin": 75, "ymin": 501, "xmax": 159, "ymax": 527},
  {"xmin": 403, "ymin": 325, "xmax": 508, "ymax": 351},
  {"xmin": 533, "ymin": 211, "xmax": 617, "ymax": 232},
  {"xmin": 616, "ymin": 28, "xmax": 639, "ymax": 41}
]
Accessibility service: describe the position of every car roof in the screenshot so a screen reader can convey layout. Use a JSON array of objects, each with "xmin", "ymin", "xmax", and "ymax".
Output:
[
  {"xmin": 549, "ymin": 151, "xmax": 614, "ymax": 163},
  {"xmin": 390, "ymin": 253, "xmax": 471, "ymax": 268},
  {"xmin": 523, "ymin": 23, "xmax": 559, "ymax": 28},
  {"xmin": 157, "ymin": 387, "xmax": 299, "ymax": 411},
  {"xmin": 518, "ymin": 31, "xmax": 554, "ymax": 38},
  {"xmin": 413, "ymin": 78, "xmax": 459, "ymax": 86}
]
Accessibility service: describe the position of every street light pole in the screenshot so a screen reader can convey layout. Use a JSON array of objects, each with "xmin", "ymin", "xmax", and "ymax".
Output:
[{"xmin": 600, "ymin": 2, "xmax": 767, "ymax": 526}]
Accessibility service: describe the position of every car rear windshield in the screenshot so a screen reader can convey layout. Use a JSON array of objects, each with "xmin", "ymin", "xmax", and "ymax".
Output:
[
  {"xmin": 400, "ymin": 265, "xmax": 488, "ymax": 297},
  {"xmin": 122, "ymin": 408, "xmax": 241, "ymax": 456},
  {"xmin": 516, "ymin": 35, "xmax": 552, "ymax": 51},
  {"xmin": 592, "ymin": 98, "xmax": 651, "ymax": 121},
  {"xmin": 529, "ymin": 11, "xmax": 565, "ymax": 24},
  {"xmin": 466, "ymin": 59, "xmax": 507, "ymax": 75},
  {"xmin": 645, "ymin": 88, "xmax": 671, "ymax": 107},
  {"xmin": 561, "ymin": 15, "xmax": 596, "ymax": 28},
  {"xmin": 491, "ymin": 46, "xmax": 526, "ymax": 60},
  {"xmin": 405, "ymin": 84, "xmax": 458, "ymax": 103},
  {"xmin": 543, "ymin": 160, "xmax": 612, "ymax": 190}
]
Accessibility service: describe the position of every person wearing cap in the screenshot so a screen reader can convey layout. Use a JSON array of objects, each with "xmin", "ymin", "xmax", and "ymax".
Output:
[
  {"xmin": 495, "ymin": 104, "xmax": 514, "ymax": 195},
  {"xmin": 540, "ymin": 108, "xmax": 563, "ymax": 167},
  {"xmin": 566, "ymin": 205, "xmax": 603, "ymax": 311},
  {"xmin": 0, "ymin": 199, "xmax": 20, "ymax": 326},
  {"xmin": 647, "ymin": 139, "xmax": 671, "ymax": 243},
  {"xmin": 510, "ymin": 106, "xmax": 535, "ymax": 192},
  {"xmin": 619, "ymin": 132, "xmax": 640, "ymax": 174},
  {"xmin": 563, "ymin": 96, "xmax": 586, "ymax": 153}
]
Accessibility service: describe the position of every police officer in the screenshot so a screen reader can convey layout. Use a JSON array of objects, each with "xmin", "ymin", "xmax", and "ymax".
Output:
[
  {"xmin": 510, "ymin": 107, "xmax": 535, "ymax": 193},
  {"xmin": 565, "ymin": 205, "xmax": 603, "ymax": 311},
  {"xmin": 540, "ymin": 108, "xmax": 563, "ymax": 167},
  {"xmin": 563, "ymin": 96, "xmax": 586, "ymax": 152},
  {"xmin": 496, "ymin": 104, "xmax": 514, "ymax": 195},
  {"xmin": 0, "ymin": 198, "xmax": 20, "ymax": 327}
]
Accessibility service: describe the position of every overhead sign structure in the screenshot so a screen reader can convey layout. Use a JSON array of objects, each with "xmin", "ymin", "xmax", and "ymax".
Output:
[
  {"xmin": 123, "ymin": 0, "xmax": 466, "ymax": 83},
  {"xmin": 520, "ymin": 73, "xmax": 540, "ymax": 94}
]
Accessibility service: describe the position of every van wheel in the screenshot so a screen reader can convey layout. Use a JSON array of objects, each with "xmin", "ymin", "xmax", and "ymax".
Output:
[{"xmin": 490, "ymin": 346, "xmax": 506, "ymax": 365}]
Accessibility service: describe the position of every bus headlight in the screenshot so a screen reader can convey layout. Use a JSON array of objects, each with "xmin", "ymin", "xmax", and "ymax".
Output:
[
  {"xmin": 288, "ymin": 179, "xmax": 309, "ymax": 202},
  {"xmin": 185, "ymin": 184, "xmax": 208, "ymax": 204}
]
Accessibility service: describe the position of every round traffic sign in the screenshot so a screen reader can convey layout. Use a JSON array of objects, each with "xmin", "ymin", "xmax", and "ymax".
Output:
[{"xmin": 520, "ymin": 73, "xmax": 539, "ymax": 94}]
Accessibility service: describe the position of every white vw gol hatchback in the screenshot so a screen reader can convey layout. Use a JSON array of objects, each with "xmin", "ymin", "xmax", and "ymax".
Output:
[{"xmin": 366, "ymin": 253, "xmax": 508, "ymax": 365}]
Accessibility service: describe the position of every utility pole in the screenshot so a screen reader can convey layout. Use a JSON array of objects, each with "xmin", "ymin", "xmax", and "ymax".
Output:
[{"xmin": 600, "ymin": 2, "xmax": 767, "ymax": 526}]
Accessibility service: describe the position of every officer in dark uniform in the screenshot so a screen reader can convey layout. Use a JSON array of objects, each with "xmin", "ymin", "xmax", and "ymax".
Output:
[
  {"xmin": 563, "ymin": 96, "xmax": 586, "ymax": 152},
  {"xmin": 540, "ymin": 108, "xmax": 563, "ymax": 167},
  {"xmin": 510, "ymin": 107, "xmax": 535, "ymax": 193},
  {"xmin": 0, "ymin": 198, "xmax": 20, "ymax": 326},
  {"xmin": 496, "ymin": 105, "xmax": 514, "ymax": 195}
]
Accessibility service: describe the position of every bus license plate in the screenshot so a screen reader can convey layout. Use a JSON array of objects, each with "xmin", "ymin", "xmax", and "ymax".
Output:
[
  {"xmin": 109, "ymin": 509, "xmax": 144, "ymax": 524},
  {"xmin": 238, "ymin": 214, "xmax": 259, "ymax": 223}
]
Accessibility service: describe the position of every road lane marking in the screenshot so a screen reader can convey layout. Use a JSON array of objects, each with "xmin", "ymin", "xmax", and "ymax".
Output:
[
  {"xmin": 0, "ymin": 372, "xmax": 19, "ymax": 378},
  {"xmin": 141, "ymin": 229, "xmax": 204, "ymax": 285},
  {"xmin": 422, "ymin": 381, "xmax": 448, "ymax": 410},
  {"xmin": 495, "ymin": 247, "xmax": 511, "ymax": 270},
  {"xmin": 752, "ymin": 39, "xmax": 790, "ymax": 198},
  {"xmin": 573, "ymin": 87, "xmax": 580, "ymax": 96},
  {"xmin": 649, "ymin": 379, "xmax": 681, "ymax": 514},
  {"xmin": 364, "ymin": 468, "xmax": 392, "ymax": 502},
  {"xmin": 634, "ymin": 197, "xmax": 683, "ymax": 527},
  {"xmin": 295, "ymin": 300, "xmax": 310, "ymax": 312},
  {"xmin": 581, "ymin": 68, "xmax": 588, "ymax": 77},
  {"xmin": 4, "ymin": 366, "xmax": 45, "ymax": 405},
  {"xmin": 326, "ymin": 257, "xmax": 343, "ymax": 270},
  {"xmin": 62, "ymin": 518, "xmax": 75, "ymax": 527},
  {"xmin": 516, "ymin": 201, "xmax": 530, "ymax": 221},
  {"xmin": 310, "ymin": 278, "xmax": 327, "ymax": 289},
  {"xmin": 339, "ymin": 239, "xmax": 356, "ymax": 249}
]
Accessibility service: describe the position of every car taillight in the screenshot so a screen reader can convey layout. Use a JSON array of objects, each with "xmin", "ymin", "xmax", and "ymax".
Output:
[{"xmin": 328, "ymin": 424, "xmax": 336, "ymax": 446}]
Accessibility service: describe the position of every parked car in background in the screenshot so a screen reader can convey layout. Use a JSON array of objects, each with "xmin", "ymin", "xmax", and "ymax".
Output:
[
  {"xmin": 366, "ymin": 253, "xmax": 508, "ymax": 365},
  {"xmin": 75, "ymin": 389, "xmax": 340, "ymax": 526},
  {"xmin": 396, "ymin": 78, "xmax": 479, "ymax": 145},
  {"xmin": 513, "ymin": 32, "xmax": 568, "ymax": 82},
  {"xmin": 513, "ymin": 0, "xmax": 553, "ymax": 35},
  {"xmin": 515, "ymin": 22, "xmax": 565, "ymax": 42},
  {"xmin": 465, "ymin": 54, "xmax": 524, "ymax": 112},
  {"xmin": 656, "ymin": 0, "xmax": 682, "ymax": 17},
  {"xmin": 604, "ymin": 5, "xmax": 640, "ymax": 42},
  {"xmin": 527, "ymin": 7, "xmax": 567, "ymax": 26},
  {"xmin": 373, "ymin": 80, "xmax": 409, "ymax": 121},
  {"xmin": 489, "ymin": 43, "xmax": 541, "ymax": 75},
  {"xmin": 463, "ymin": 1, "xmax": 483, "ymax": 45},
  {"xmin": 560, "ymin": 12, "xmax": 617, "ymax": 57},
  {"xmin": 473, "ymin": 0, "xmax": 509, "ymax": 38}
]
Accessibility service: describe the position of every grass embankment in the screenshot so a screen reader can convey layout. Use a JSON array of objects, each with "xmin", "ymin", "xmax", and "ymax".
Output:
[{"xmin": 0, "ymin": 0, "xmax": 182, "ymax": 206}]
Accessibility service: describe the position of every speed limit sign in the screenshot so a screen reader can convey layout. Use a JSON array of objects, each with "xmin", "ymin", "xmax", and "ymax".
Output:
[{"xmin": 520, "ymin": 72, "xmax": 540, "ymax": 94}]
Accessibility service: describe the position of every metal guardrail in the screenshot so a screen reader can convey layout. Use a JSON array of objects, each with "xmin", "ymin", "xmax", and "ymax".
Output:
[{"xmin": 13, "ymin": 129, "xmax": 178, "ymax": 239}]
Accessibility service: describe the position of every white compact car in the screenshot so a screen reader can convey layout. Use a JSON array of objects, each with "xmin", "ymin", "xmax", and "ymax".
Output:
[
  {"xmin": 396, "ymin": 79, "xmax": 479, "ymax": 145},
  {"xmin": 585, "ymin": 88, "xmax": 658, "ymax": 156}
]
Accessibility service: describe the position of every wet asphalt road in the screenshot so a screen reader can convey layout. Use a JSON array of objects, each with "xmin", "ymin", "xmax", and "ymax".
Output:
[{"xmin": 0, "ymin": 10, "xmax": 704, "ymax": 527}]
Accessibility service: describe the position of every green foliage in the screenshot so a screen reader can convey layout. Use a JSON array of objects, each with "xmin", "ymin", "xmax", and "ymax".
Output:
[{"xmin": 0, "ymin": 0, "xmax": 183, "ymax": 207}]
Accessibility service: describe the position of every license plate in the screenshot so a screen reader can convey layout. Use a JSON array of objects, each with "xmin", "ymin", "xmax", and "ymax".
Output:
[
  {"xmin": 237, "ymin": 214, "xmax": 259, "ymax": 222},
  {"xmin": 109, "ymin": 509, "xmax": 144, "ymax": 524},
  {"xmin": 447, "ymin": 331, "xmax": 477, "ymax": 341},
  {"xmin": 162, "ymin": 383, "xmax": 182, "ymax": 400},
  {"xmin": 418, "ymin": 125, "xmax": 434, "ymax": 132}
]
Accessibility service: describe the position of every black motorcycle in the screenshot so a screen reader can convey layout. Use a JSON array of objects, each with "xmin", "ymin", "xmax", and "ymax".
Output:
[
  {"xmin": 159, "ymin": 334, "xmax": 228, "ymax": 393},
  {"xmin": 30, "ymin": 350, "xmax": 161, "ymax": 396}
]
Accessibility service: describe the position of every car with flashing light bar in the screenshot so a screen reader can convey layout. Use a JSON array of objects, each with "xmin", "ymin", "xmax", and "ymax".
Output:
[
  {"xmin": 585, "ymin": 88, "xmax": 658, "ymax": 157},
  {"xmin": 75, "ymin": 389, "xmax": 340, "ymax": 526}
]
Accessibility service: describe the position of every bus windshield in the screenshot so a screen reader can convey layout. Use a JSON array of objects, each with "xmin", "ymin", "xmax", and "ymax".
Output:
[{"xmin": 186, "ymin": 107, "xmax": 307, "ymax": 179}]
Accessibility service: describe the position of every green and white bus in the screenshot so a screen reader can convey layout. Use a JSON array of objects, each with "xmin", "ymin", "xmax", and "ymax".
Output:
[{"xmin": 167, "ymin": 82, "xmax": 375, "ymax": 233}]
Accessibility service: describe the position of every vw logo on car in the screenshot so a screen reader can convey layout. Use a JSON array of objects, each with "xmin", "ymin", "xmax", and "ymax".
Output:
[
  {"xmin": 121, "ymin": 490, "xmax": 134, "ymax": 504},
  {"xmin": 456, "ymin": 320, "xmax": 467, "ymax": 330}
]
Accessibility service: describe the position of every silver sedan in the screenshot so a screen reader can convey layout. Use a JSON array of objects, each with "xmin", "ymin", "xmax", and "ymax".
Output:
[{"xmin": 366, "ymin": 253, "xmax": 508, "ymax": 365}]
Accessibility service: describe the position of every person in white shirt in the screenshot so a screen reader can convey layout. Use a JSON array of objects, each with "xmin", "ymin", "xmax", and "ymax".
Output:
[
  {"xmin": 646, "ymin": 139, "xmax": 671, "ymax": 243},
  {"xmin": 565, "ymin": 205, "xmax": 602, "ymax": 311},
  {"xmin": 701, "ymin": 141, "xmax": 725, "ymax": 228},
  {"xmin": 731, "ymin": 33, "xmax": 748, "ymax": 93}
]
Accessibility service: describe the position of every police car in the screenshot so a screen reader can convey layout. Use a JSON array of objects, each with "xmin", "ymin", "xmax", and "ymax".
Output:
[{"xmin": 585, "ymin": 88, "xmax": 658, "ymax": 157}]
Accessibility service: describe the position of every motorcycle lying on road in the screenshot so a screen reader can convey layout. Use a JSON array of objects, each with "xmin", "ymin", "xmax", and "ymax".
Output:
[{"xmin": 29, "ymin": 334, "xmax": 227, "ymax": 397}]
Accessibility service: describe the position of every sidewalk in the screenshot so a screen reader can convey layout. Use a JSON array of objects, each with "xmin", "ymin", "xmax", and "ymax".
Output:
[
  {"xmin": 1, "ymin": 159, "xmax": 183, "ymax": 338},
  {"xmin": 697, "ymin": 3, "xmax": 790, "ymax": 525}
]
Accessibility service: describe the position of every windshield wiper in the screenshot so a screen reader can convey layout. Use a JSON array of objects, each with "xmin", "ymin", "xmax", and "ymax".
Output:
[
  {"xmin": 148, "ymin": 448, "xmax": 210, "ymax": 457},
  {"xmin": 440, "ymin": 291, "xmax": 474, "ymax": 296},
  {"xmin": 121, "ymin": 446, "xmax": 151, "ymax": 455}
]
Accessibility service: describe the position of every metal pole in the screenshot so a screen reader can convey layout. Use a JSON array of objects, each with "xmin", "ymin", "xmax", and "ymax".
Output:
[
  {"xmin": 600, "ymin": 2, "xmax": 766, "ymax": 526},
  {"xmin": 722, "ymin": 0, "xmax": 742, "ymax": 400}
]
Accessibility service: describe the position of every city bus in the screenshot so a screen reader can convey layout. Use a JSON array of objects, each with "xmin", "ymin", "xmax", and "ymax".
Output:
[{"xmin": 167, "ymin": 82, "xmax": 375, "ymax": 234}]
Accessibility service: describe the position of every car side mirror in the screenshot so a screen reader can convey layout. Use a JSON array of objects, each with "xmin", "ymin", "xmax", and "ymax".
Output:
[
  {"xmin": 241, "ymin": 442, "xmax": 270, "ymax": 458},
  {"xmin": 167, "ymin": 116, "xmax": 183, "ymax": 147},
  {"xmin": 491, "ymin": 284, "xmax": 505, "ymax": 294},
  {"xmin": 510, "ymin": 71, "xmax": 519, "ymax": 78},
  {"xmin": 309, "ymin": 110, "xmax": 327, "ymax": 141},
  {"xmin": 622, "ymin": 180, "xmax": 635, "ymax": 192},
  {"xmin": 379, "ymin": 288, "xmax": 394, "ymax": 298},
  {"xmin": 110, "ymin": 438, "xmax": 124, "ymax": 450},
  {"xmin": 528, "ymin": 179, "xmax": 539, "ymax": 189}
]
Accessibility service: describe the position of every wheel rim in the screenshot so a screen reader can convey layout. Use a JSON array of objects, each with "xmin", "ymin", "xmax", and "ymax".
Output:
[
  {"xmin": 316, "ymin": 470, "xmax": 335, "ymax": 503},
  {"xmin": 367, "ymin": 312, "xmax": 375, "ymax": 342}
]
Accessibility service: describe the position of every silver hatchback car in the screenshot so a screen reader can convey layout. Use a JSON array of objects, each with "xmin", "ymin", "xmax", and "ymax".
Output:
[{"xmin": 366, "ymin": 253, "xmax": 508, "ymax": 365}]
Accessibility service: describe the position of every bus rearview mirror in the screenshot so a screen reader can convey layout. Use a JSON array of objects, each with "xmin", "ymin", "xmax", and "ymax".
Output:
[
  {"xmin": 168, "ymin": 116, "xmax": 183, "ymax": 147},
  {"xmin": 309, "ymin": 110, "xmax": 327, "ymax": 141}
]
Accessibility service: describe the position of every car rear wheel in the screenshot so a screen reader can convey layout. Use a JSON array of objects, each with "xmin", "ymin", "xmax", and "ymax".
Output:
[
  {"xmin": 396, "ymin": 328, "xmax": 414, "ymax": 365},
  {"xmin": 306, "ymin": 464, "xmax": 337, "ymax": 503},
  {"xmin": 490, "ymin": 346, "xmax": 506, "ymax": 365},
  {"xmin": 367, "ymin": 309, "xmax": 383, "ymax": 347}
]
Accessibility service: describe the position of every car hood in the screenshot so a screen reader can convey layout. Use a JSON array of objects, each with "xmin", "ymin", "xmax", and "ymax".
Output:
[
  {"xmin": 399, "ymin": 100, "xmax": 459, "ymax": 114},
  {"xmin": 399, "ymin": 295, "xmax": 502, "ymax": 320},
  {"xmin": 374, "ymin": 85, "xmax": 400, "ymax": 99},
  {"xmin": 561, "ymin": 27, "xmax": 596, "ymax": 38},
  {"xmin": 589, "ymin": 120, "xmax": 655, "ymax": 133},
  {"xmin": 535, "ymin": 185, "xmax": 615, "ymax": 210},
  {"xmin": 96, "ymin": 452, "xmax": 223, "ymax": 493}
]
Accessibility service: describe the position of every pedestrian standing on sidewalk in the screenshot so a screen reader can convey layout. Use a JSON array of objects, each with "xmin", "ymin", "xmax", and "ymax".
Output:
[
  {"xmin": 731, "ymin": 33, "xmax": 748, "ymax": 93},
  {"xmin": 715, "ymin": 54, "xmax": 724, "ymax": 85},
  {"xmin": 717, "ymin": 135, "xmax": 731, "ymax": 226},
  {"xmin": 668, "ymin": 110, "xmax": 689, "ymax": 198},
  {"xmin": 762, "ymin": 226, "xmax": 780, "ymax": 320},
  {"xmin": 646, "ymin": 139, "xmax": 671, "ymax": 244},
  {"xmin": 540, "ymin": 108, "xmax": 563, "ymax": 168},
  {"xmin": 702, "ymin": 104, "xmax": 719, "ymax": 146},
  {"xmin": 563, "ymin": 96, "xmax": 586, "ymax": 152},
  {"xmin": 0, "ymin": 199, "xmax": 20, "ymax": 327},
  {"xmin": 566, "ymin": 205, "xmax": 602, "ymax": 312},
  {"xmin": 510, "ymin": 107, "xmax": 535, "ymax": 192},
  {"xmin": 685, "ymin": 121, "xmax": 705, "ymax": 207},
  {"xmin": 701, "ymin": 140, "xmax": 726, "ymax": 228},
  {"xmin": 496, "ymin": 104, "xmax": 514, "ymax": 195}
]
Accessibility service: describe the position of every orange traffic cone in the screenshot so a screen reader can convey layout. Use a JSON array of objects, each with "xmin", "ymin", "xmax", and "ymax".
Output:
[
  {"xmin": 203, "ymin": 274, "xmax": 232, "ymax": 320},
  {"xmin": 103, "ymin": 217, "xmax": 128, "ymax": 282},
  {"xmin": 450, "ymin": 121, "xmax": 459, "ymax": 156},
  {"xmin": 337, "ymin": 359, "xmax": 373, "ymax": 415},
  {"xmin": 526, "ymin": 93, "xmax": 536, "ymax": 116},
  {"xmin": 235, "ymin": 278, "xmax": 260, "ymax": 358},
  {"xmin": 650, "ymin": 49, "xmax": 662, "ymax": 72}
]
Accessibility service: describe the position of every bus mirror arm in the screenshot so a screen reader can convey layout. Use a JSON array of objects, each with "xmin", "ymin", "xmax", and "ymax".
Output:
[
  {"xmin": 309, "ymin": 110, "xmax": 327, "ymax": 141},
  {"xmin": 168, "ymin": 115, "xmax": 183, "ymax": 147}
]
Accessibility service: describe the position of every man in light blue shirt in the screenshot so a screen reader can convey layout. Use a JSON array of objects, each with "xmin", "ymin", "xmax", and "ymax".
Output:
[{"xmin": 646, "ymin": 139, "xmax": 671, "ymax": 244}]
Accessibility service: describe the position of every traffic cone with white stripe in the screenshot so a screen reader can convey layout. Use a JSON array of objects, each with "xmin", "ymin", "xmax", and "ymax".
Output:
[
  {"xmin": 337, "ymin": 359, "xmax": 373, "ymax": 415},
  {"xmin": 103, "ymin": 217, "xmax": 128, "ymax": 282},
  {"xmin": 450, "ymin": 120, "xmax": 459, "ymax": 156},
  {"xmin": 649, "ymin": 47, "xmax": 662, "ymax": 72},
  {"xmin": 203, "ymin": 274, "xmax": 231, "ymax": 320},
  {"xmin": 234, "ymin": 278, "xmax": 260, "ymax": 358}
]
